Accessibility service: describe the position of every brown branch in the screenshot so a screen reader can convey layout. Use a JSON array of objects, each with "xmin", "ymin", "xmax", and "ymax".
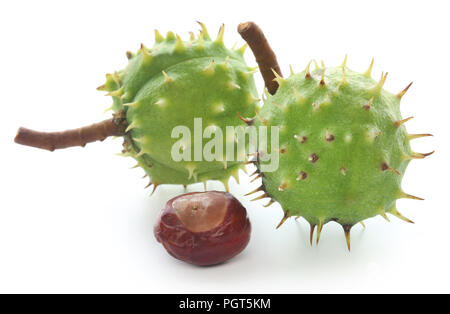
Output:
[
  {"xmin": 238, "ymin": 21, "xmax": 282, "ymax": 95},
  {"xmin": 14, "ymin": 111, "xmax": 128, "ymax": 151}
]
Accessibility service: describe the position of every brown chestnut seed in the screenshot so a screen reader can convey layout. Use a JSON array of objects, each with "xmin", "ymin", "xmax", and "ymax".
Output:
[{"xmin": 154, "ymin": 191, "xmax": 251, "ymax": 266}]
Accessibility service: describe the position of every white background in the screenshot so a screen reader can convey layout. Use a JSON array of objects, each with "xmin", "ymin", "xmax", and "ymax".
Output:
[{"xmin": 0, "ymin": 0, "xmax": 447, "ymax": 293}]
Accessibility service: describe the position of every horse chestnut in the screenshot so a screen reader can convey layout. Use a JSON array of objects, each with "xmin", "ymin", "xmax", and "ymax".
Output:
[{"xmin": 154, "ymin": 191, "xmax": 251, "ymax": 266}]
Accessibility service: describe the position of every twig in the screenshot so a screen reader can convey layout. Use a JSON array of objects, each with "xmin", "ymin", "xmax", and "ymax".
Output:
[
  {"xmin": 237, "ymin": 21, "xmax": 282, "ymax": 95},
  {"xmin": 14, "ymin": 111, "xmax": 128, "ymax": 151}
]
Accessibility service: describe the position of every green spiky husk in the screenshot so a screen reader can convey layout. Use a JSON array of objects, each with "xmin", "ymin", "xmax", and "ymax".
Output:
[
  {"xmin": 256, "ymin": 64, "xmax": 416, "ymax": 228},
  {"xmin": 99, "ymin": 26, "xmax": 258, "ymax": 186}
]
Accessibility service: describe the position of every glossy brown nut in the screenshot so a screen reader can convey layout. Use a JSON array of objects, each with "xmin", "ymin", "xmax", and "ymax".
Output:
[{"xmin": 154, "ymin": 191, "xmax": 251, "ymax": 266}]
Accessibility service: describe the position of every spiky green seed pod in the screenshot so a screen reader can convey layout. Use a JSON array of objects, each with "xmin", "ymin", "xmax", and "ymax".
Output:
[
  {"xmin": 99, "ymin": 24, "xmax": 258, "ymax": 190},
  {"xmin": 252, "ymin": 58, "xmax": 432, "ymax": 249}
]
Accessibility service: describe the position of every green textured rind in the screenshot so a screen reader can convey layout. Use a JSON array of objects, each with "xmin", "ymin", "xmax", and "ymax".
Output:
[
  {"xmin": 256, "ymin": 66, "xmax": 411, "ymax": 226},
  {"xmin": 102, "ymin": 28, "xmax": 258, "ymax": 185}
]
